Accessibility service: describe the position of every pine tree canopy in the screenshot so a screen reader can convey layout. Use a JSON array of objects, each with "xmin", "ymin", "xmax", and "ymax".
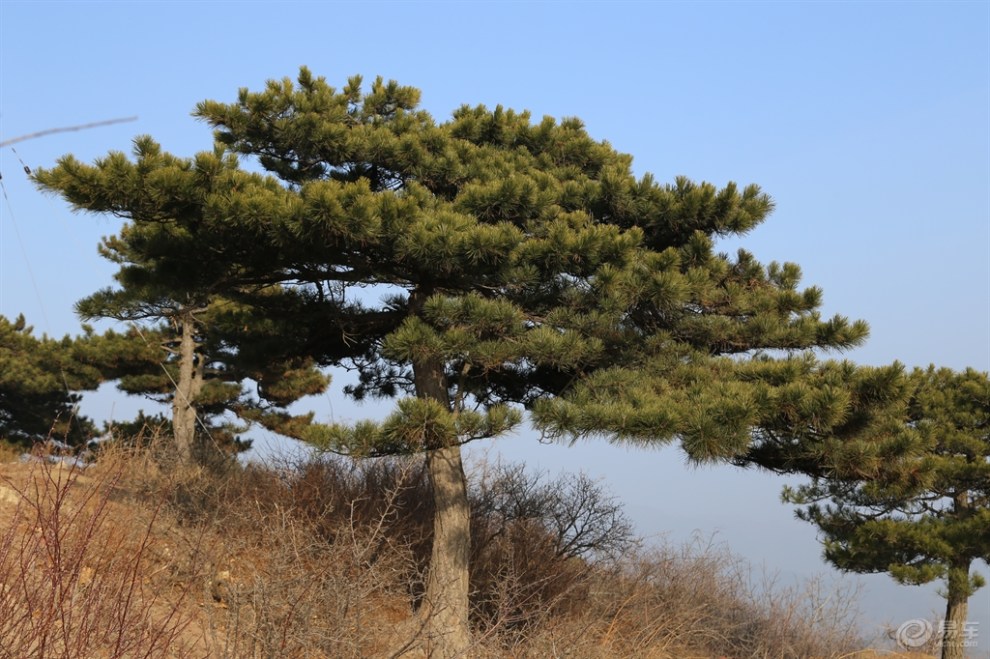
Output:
[
  {"xmin": 33, "ymin": 68, "xmax": 868, "ymax": 457},
  {"xmin": 0, "ymin": 314, "xmax": 104, "ymax": 446},
  {"xmin": 759, "ymin": 365, "xmax": 990, "ymax": 592},
  {"xmin": 713, "ymin": 359, "xmax": 989, "ymax": 659},
  {"xmin": 34, "ymin": 139, "xmax": 330, "ymax": 458}
]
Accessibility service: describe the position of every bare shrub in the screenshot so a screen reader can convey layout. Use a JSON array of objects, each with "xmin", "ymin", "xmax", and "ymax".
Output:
[
  {"xmin": 471, "ymin": 463, "xmax": 634, "ymax": 563},
  {"xmin": 468, "ymin": 461, "xmax": 636, "ymax": 639},
  {"xmin": 135, "ymin": 451, "xmax": 424, "ymax": 657},
  {"xmin": 480, "ymin": 534, "xmax": 865, "ymax": 659},
  {"xmin": 0, "ymin": 448, "xmax": 197, "ymax": 658},
  {"xmin": 13, "ymin": 438, "xmax": 866, "ymax": 658},
  {"xmin": 197, "ymin": 502, "xmax": 418, "ymax": 658},
  {"xmin": 741, "ymin": 569, "xmax": 865, "ymax": 657}
]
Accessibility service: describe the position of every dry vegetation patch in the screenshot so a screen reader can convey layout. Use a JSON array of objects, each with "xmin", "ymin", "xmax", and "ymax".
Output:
[
  {"xmin": 0, "ymin": 443, "xmax": 899, "ymax": 658},
  {"xmin": 0, "ymin": 452, "xmax": 203, "ymax": 658}
]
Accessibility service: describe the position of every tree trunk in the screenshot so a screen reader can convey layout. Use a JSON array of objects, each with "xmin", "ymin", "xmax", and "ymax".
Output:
[
  {"xmin": 410, "ymin": 290, "xmax": 472, "ymax": 657},
  {"xmin": 941, "ymin": 561, "xmax": 971, "ymax": 659},
  {"xmin": 172, "ymin": 314, "xmax": 203, "ymax": 464},
  {"xmin": 941, "ymin": 490, "xmax": 974, "ymax": 659},
  {"xmin": 423, "ymin": 442, "xmax": 471, "ymax": 657}
]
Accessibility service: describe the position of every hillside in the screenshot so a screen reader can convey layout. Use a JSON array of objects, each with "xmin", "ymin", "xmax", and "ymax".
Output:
[{"xmin": 0, "ymin": 441, "xmax": 936, "ymax": 658}]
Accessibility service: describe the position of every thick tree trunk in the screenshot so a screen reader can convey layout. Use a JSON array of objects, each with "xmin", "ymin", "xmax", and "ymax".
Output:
[
  {"xmin": 941, "ymin": 561, "xmax": 971, "ymax": 659},
  {"xmin": 172, "ymin": 314, "xmax": 203, "ymax": 464},
  {"xmin": 410, "ymin": 289, "xmax": 472, "ymax": 657},
  {"xmin": 422, "ymin": 442, "xmax": 471, "ymax": 657}
]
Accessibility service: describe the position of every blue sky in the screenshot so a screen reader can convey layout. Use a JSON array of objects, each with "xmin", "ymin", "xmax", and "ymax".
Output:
[{"xmin": 2, "ymin": 0, "xmax": 988, "ymax": 648}]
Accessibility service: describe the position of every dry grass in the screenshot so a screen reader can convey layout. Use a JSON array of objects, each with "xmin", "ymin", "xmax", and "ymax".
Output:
[
  {"xmin": 0, "ymin": 448, "xmax": 201, "ymax": 658},
  {"xmin": 0, "ymin": 440, "xmax": 22, "ymax": 464},
  {"xmin": 1, "ymin": 436, "xmax": 883, "ymax": 658},
  {"xmin": 469, "ymin": 536, "xmax": 866, "ymax": 659}
]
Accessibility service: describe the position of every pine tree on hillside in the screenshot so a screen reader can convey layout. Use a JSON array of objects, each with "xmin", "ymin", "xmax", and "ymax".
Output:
[
  {"xmin": 36, "ymin": 143, "xmax": 329, "ymax": 463},
  {"xmin": 543, "ymin": 342, "xmax": 989, "ymax": 659},
  {"xmin": 0, "ymin": 314, "xmax": 102, "ymax": 446},
  {"xmin": 757, "ymin": 365, "xmax": 989, "ymax": 659},
  {"xmin": 36, "ymin": 69, "xmax": 868, "ymax": 656}
]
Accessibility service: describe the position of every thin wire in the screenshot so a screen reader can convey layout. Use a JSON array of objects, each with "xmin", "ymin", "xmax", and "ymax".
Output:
[
  {"xmin": 0, "ymin": 172, "xmax": 51, "ymax": 331},
  {"xmin": 0, "ymin": 116, "xmax": 138, "ymax": 148},
  {"xmin": 9, "ymin": 147, "xmax": 31, "ymax": 174}
]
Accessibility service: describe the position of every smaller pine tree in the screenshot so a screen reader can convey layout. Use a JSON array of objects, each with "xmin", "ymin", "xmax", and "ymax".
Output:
[
  {"xmin": 0, "ymin": 314, "xmax": 104, "ymax": 447},
  {"xmin": 742, "ymin": 363, "xmax": 989, "ymax": 659},
  {"xmin": 36, "ymin": 142, "xmax": 330, "ymax": 463}
]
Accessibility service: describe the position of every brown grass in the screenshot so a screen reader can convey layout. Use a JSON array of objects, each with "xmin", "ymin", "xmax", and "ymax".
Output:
[
  {"xmin": 0, "ymin": 436, "xmax": 886, "ymax": 658},
  {"xmin": 0, "ymin": 448, "xmax": 201, "ymax": 658},
  {"xmin": 0, "ymin": 440, "xmax": 23, "ymax": 464}
]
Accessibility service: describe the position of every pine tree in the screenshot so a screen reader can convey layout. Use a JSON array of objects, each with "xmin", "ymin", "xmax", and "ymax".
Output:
[
  {"xmin": 546, "ymin": 345, "xmax": 989, "ymax": 659},
  {"xmin": 559, "ymin": 351, "xmax": 989, "ymax": 659},
  {"xmin": 751, "ymin": 365, "xmax": 989, "ymax": 659},
  {"xmin": 36, "ymin": 69, "xmax": 867, "ymax": 656},
  {"xmin": 0, "ymin": 314, "xmax": 103, "ymax": 446},
  {"xmin": 35, "ymin": 142, "xmax": 329, "ymax": 463}
]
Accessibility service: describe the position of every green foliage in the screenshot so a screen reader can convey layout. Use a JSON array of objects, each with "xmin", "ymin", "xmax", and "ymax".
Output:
[
  {"xmin": 35, "ymin": 68, "xmax": 870, "ymax": 457},
  {"xmin": 200, "ymin": 69, "xmax": 869, "ymax": 453},
  {"xmin": 300, "ymin": 398, "xmax": 522, "ymax": 457},
  {"xmin": 33, "ymin": 69, "xmax": 876, "ymax": 654},
  {"xmin": 34, "ymin": 145, "xmax": 331, "ymax": 457},
  {"xmin": 0, "ymin": 314, "xmax": 103, "ymax": 446},
  {"xmin": 747, "ymin": 365, "xmax": 990, "ymax": 603}
]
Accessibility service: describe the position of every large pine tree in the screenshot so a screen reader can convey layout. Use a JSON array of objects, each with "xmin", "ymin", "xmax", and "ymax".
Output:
[{"xmin": 37, "ymin": 69, "xmax": 867, "ymax": 656}]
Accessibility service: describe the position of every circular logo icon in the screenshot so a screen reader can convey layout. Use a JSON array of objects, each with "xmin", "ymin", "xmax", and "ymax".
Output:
[{"xmin": 896, "ymin": 619, "xmax": 935, "ymax": 649}]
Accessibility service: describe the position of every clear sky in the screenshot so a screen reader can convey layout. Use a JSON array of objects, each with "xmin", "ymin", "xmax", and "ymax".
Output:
[{"xmin": 2, "ymin": 0, "xmax": 988, "ymax": 649}]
